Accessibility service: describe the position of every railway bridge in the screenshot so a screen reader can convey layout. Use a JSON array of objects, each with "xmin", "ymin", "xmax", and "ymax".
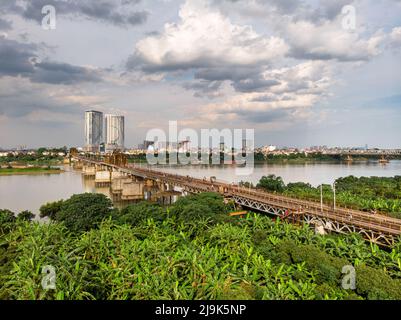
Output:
[{"xmin": 71, "ymin": 154, "xmax": 401, "ymax": 247}]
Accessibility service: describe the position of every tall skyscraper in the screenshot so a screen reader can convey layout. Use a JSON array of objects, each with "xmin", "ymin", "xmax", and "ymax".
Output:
[
  {"xmin": 85, "ymin": 110, "xmax": 103, "ymax": 152},
  {"xmin": 104, "ymin": 114, "xmax": 125, "ymax": 151}
]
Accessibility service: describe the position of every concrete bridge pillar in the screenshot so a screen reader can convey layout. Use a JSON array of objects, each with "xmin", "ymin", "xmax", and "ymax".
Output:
[
  {"xmin": 73, "ymin": 160, "xmax": 83, "ymax": 170},
  {"xmin": 95, "ymin": 170, "xmax": 111, "ymax": 187}
]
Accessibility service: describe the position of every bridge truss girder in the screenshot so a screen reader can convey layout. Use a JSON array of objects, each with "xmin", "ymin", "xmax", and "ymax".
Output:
[
  {"xmin": 233, "ymin": 195, "xmax": 396, "ymax": 247},
  {"xmin": 233, "ymin": 195, "xmax": 288, "ymax": 216},
  {"xmin": 302, "ymin": 214, "xmax": 396, "ymax": 247}
]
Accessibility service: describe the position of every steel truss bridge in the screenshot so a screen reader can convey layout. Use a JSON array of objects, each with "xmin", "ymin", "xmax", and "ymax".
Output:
[{"xmin": 72, "ymin": 155, "xmax": 401, "ymax": 247}]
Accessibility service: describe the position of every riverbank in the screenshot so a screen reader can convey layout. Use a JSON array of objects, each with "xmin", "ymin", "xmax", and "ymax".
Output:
[{"xmin": 0, "ymin": 167, "xmax": 63, "ymax": 176}]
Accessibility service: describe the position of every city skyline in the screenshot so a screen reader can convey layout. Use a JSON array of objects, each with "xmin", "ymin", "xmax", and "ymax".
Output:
[{"xmin": 0, "ymin": 0, "xmax": 401, "ymax": 149}]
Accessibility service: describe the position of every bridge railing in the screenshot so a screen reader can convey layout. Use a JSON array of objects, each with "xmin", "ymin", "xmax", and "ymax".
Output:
[{"xmin": 73, "ymin": 155, "xmax": 401, "ymax": 235}]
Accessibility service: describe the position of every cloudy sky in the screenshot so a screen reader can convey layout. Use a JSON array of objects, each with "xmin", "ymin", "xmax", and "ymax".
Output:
[{"xmin": 0, "ymin": 0, "xmax": 400, "ymax": 149}]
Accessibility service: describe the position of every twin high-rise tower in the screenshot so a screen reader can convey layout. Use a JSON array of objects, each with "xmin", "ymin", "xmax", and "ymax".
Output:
[
  {"xmin": 84, "ymin": 110, "xmax": 103, "ymax": 152},
  {"xmin": 84, "ymin": 111, "xmax": 125, "ymax": 152}
]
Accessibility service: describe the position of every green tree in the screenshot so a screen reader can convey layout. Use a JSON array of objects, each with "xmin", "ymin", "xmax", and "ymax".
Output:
[
  {"xmin": 0, "ymin": 209, "xmax": 16, "ymax": 234},
  {"xmin": 40, "ymin": 200, "xmax": 64, "ymax": 219},
  {"xmin": 37, "ymin": 147, "xmax": 47, "ymax": 155},
  {"xmin": 116, "ymin": 202, "xmax": 164, "ymax": 227},
  {"xmin": 287, "ymin": 182, "xmax": 313, "ymax": 191},
  {"xmin": 17, "ymin": 210, "xmax": 35, "ymax": 221},
  {"xmin": 55, "ymin": 193, "xmax": 113, "ymax": 233},
  {"xmin": 257, "ymin": 175, "xmax": 286, "ymax": 193},
  {"xmin": 169, "ymin": 193, "xmax": 231, "ymax": 224}
]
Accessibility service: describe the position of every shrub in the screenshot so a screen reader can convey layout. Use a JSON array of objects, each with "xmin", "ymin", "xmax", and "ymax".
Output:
[
  {"xmin": 17, "ymin": 210, "xmax": 35, "ymax": 221},
  {"xmin": 39, "ymin": 200, "xmax": 64, "ymax": 219},
  {"xmin": 257, "ymin": 175, "xmax": 285, "ymax": 193},
  {"xmin": 169, "ymin": 193, "xmax": 229, "ymax": 224},
  {"xmin": 0, "ymin": 209, "xmax": 16, "ymax": 234},
  {"xmin": 55, "ymin": 193, "xmax": 113, "ymax": 233},
  {"xmin": 355, "ymin": 265, "xmax": 401, "ymax": 300},
  {"xmin": 116, "ymin": 202, "xmax": 164, "ymax": 227}
]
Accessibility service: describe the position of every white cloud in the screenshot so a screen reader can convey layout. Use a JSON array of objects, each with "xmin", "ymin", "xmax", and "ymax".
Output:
[
  {"xmin": 133, "ymin": 0, "xmax": 288, "ymax": 71},
  {"xmin": 283, "ymin": 18, "xmax": 385, "ymax": 61},
  {"xmin": 390, "ymin": 26, "xmax": 401, "ymax": 47},
  {"xmin": 181, "ymin": 60, "xmax": 334, "ymax": 125}
]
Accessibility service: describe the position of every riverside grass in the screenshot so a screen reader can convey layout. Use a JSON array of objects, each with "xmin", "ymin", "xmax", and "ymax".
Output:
[
  {"xmin": 1, "ymin": 198, "xmax": 401, "ymax": 300},
  {"xmin": 0, "ymin": 167, "xmax": 62, "ymax": 175}
]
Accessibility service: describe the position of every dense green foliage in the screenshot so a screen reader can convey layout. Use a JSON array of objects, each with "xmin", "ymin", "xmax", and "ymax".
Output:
[
  {"xmin": 48, "ymin": 193, "xmax": 115, "ymax": 233},
  {"xmin": 40, "ymin": 200, "xmax": 65, "ymax": 220},
  {"xmin": 0, "ymin": 209, "xmax": 16, "ymax": 235},
  {"xmin": 17, "ymin": 211, "xmax": 35, "ymax": 222},
  {"xmin": 257, "ymin": 175, "xmax": 286, "ymax": 193},
  {"xmin": 1, "ymin": 193, "xmax": 401, "ymax": 300},
  {"xmin": 256, "ymin": 175, "xmax": 401, "ymax": 219}
]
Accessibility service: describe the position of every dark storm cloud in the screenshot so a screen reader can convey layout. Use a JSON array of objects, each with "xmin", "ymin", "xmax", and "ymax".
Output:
[
  {"xmin": 127, "ymin": 52, "xmax": 220, "ymax": 74},
  {"xmin": 251, "ymin": 94, "xmax": 293, "ymax": 103},
  {"xmin": 184, "ymin": 66, "xmax": 277, "ymax": 97},
  {"xmin": 0, "ymin": 37, "xmax": 37, "ymax": 76},
  {"xmin": 0, "ymin": 18, "xmax": 12, "ymax": 30},
  {"xmin": 306, "ymin": 0, "xmax": 351, "ymax": 21},
  {"xmin": 218, "ymin": 0, "xmax": 347, "ymax": 21},
  {"xmin": 236, "ymin": 108, "xmax": 295, "ymax": 124},
  {"xmin": 183, "ymin": 80, "xmax": 223, "ymax": 98},
  {"xmin": 218, "ymin": 0, "xmax": 301, "ymax": 14},
  {"xmin": 289, "ymin": 47, "xmax": 370, "ymax": 62},
  {"xmin": 0, "ymin": 37, "xmax": 101, "ymax": 84},
  {"xmin": 0, "ymin": 84, "xmax": 82, "ymax": 118},
  {"xmin": 194, "ymin": 66, "xmax": 260, "ymax": 82},
  {"xmin": 32, "ymin": 61, "xmax": 101, "ymax": 84},
  {"xmin": 128, "ymin": 53, "xmax": 280, "ymax": 96},
  {"xmin": 0, "ymin": 0, "xmax": 148, "ymax": 27},
  {"xmin": 232, "ymin": 78, "xmax": 280, "ymax": 93}
]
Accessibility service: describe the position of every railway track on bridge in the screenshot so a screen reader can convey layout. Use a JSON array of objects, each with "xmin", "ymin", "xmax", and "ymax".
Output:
[{"xmin": 73, "ymin": 156, "xmax": 401, "ymax": 246}]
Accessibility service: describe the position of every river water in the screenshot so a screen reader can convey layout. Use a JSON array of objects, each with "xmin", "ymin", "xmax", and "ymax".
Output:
[{"xmin": 1, "ymin": 161, "xmax": 400, "ymax": 216}]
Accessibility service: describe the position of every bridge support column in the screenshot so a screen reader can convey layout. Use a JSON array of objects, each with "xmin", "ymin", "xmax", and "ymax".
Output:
[{"xmin": 95, "ymin": 170, "xmax": 111, "ymax": 187}]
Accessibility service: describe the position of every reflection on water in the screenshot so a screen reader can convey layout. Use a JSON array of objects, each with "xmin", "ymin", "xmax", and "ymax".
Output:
[{"xmin": 1, "ymin": 161, "xmax": 401, "ymax": 217}]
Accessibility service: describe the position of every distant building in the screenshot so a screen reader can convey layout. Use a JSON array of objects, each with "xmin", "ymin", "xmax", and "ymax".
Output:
[
  {"xmin": 258, "ymin": 145, "xmax": 277, "ymax": 155},
  {"xmin": 104, "ymin": 114, "xmax": 125, "ymax": 151},
  {"xmin": 85, "ymin": 110, "xmax": 103, "ymax": 152}
]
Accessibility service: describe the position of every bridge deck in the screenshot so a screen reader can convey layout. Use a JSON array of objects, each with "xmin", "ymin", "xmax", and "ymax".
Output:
[{"xmin": 73, "ymin": 156, "xmax": 401, "ymax": 242}]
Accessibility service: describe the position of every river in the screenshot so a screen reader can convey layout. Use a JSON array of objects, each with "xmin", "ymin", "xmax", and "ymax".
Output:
[{"xmin": 1, "ymin": 161, "xmax": 400, "ymax": 216}]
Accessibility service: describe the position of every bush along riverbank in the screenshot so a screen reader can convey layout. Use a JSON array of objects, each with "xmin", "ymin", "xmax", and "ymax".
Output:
[
  {"xmin": 243, "ymin": 175, "xmax": 401, "ymax": 219},
  {"xmin": 0, "ymin": 166, "xmax": 63, "ymax": 175},
  {"xmin": 1, "ymin": 192, "xmax": 401, "ymax": 300}
]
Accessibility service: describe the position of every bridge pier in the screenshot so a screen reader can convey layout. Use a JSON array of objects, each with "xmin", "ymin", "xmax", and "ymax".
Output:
[
  {"xmin": 82, "ymin": 164, "xmax": 96, "ymax": 179},
  {"xmin": 95, "ymin": 170, "xmax": 112, "ymax": 187},
  {"xmin": 72, "ymin": 160, "xmax": 83, "ymax": 170}
]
